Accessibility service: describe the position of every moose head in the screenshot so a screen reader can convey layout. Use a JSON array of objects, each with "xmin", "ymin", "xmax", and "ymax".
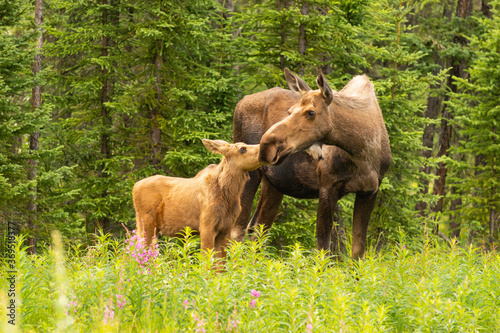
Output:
[{"xmin": 259, "ymin": 68, "xmax": 334, "ymax": 164}]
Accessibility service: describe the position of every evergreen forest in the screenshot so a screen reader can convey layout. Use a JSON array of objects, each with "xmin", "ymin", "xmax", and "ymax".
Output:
[{"xmin": 1, "ymin": 0, "xmax": 499, "ymax": 252}]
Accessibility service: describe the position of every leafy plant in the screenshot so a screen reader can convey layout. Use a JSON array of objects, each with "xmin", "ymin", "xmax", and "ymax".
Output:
[{"xmin": 2, "ymin": 230, "xmax": 499, "ymax": 332}]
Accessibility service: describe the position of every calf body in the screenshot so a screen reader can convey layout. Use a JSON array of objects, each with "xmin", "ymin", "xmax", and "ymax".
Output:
[{"xmin": 133, "ymin": 139, "xmax": 261, "ymax": 258}]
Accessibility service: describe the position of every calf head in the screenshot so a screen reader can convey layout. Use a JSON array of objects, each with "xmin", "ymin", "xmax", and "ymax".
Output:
[
  {"xmin": 259, "ymin": 68, "xmax": 334, "ymax": 164},
  {"xmin": 202, "ymin": 139, "xmax": 262, "ymax": 171}
]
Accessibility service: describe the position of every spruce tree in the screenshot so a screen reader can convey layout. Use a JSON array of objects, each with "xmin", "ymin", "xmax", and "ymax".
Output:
[{"xmin": 449, "ymin": 0, "xmax": 500, "ymax": 244}]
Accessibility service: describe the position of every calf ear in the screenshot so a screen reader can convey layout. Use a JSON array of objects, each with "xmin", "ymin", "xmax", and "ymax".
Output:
[
  {"xmin": 316, "ymin": 69, "xmax": 333, "ymax": 105},
  {"xmin": 284, "ymin": 68, "xmax": 311, "ymax": 96},
  {"xmin": 202, "ymin": 139, "xmax": 230, "ymax": 155}
]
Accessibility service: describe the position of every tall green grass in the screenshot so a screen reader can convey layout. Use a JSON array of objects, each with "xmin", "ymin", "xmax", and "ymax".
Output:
[{"xmin": 1, "ymin": 229, "xmax": 499, "ymax": 332}]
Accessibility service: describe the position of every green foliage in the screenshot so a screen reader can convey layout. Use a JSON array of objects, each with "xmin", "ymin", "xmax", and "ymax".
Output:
[
  {"xmin": 356, "ymin": 0, "xmax": 443, "ymax": 244},
  {"xmin": 0, "ymin": 0, "xmax": 73, "ymax": 243},
  {"xmin": 448, "ymin": 1, "xmax": 500, "ymax": 241},
  {"xmin": 0, "ymin": 0, "xmax": 36, "ymax": 211},
  {"xmin": 2, "ymin": 231, "xmax": 500, "ymax": 332},
  {"xmin": 41, "ymin": 0, "xmax": 238, "ymax": 238},
  {"xmin": 2, "ymin": 0, "xmax": 500, "ymax": 248},
  {"xmin": 267, "ymin": 197, "xmax": 318, "ymax": 251},
  {"xmin": 232, "ymin": 0, "xmax": 368, "ymax": 90}
]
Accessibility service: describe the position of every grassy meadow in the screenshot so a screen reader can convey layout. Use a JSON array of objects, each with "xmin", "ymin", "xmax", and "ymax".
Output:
[{"xmin": 1, "ymin": 229, "xmax": 500, "ymax": 332}]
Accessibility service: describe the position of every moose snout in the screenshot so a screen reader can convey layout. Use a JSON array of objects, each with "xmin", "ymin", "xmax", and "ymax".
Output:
[{"xmin": 259, "ymin": 132, "xmax": 287, "ymax": 164}]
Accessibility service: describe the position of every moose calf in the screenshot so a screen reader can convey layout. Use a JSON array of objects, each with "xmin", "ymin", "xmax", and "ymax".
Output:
[{"xmin": 132, "ymin": 139, "xmax": 262, "ymax": 259}]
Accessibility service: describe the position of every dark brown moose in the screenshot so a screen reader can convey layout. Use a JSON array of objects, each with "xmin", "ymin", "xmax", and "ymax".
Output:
[
  {"xmin": 133, "ymin": 139, "xmax": 262, "ymax": 260},
  {"xmin": 233, "ymin": 69, "xmax": 391, "ymax": 259}
]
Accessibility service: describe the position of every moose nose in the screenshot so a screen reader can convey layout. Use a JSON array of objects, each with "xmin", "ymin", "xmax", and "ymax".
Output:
[
  {"xmin": 259, "ymin": 133, "xmax": 285, "ymax": 164},
  {"xmin": 261, "ymin": 132, "xmax": 283, "ymax": 147}
]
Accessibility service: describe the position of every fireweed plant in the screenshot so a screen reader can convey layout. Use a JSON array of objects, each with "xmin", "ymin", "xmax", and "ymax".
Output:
[
  {"xmin": 124, "ymin": 229, "xmax": 160, "ymax": 274},
  {"xmin": 1, "ymin": 228, "xmax": 500, "ymax": 332}
]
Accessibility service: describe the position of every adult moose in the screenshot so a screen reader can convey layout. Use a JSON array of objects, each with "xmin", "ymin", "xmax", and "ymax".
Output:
[{"xmin": 233, "ymin": 68, "xmax": 391, "ymax": 259}]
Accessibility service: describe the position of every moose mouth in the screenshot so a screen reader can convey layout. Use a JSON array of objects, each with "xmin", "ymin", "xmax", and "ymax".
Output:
[
  {"xmin": 261, "ymin": 144, "xmax": 293, "ymax": 165},
  {"xmin": 275, "ymin": 147, "xmax": 293, "ymax": 164}
]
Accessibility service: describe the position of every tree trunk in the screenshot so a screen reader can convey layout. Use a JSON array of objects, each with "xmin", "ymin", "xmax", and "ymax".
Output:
[
  {"xmin": 98, "ymin": 0, "xmax": 114, "ymax": 232},
  {"xmin": 151, "ymin": 40, "xmax": 162, "ymax": 167},
  {"xmin": 489, "ymin": 192, "xmax": 497, "ymax": 243},
  {"xmin": 431, "ymin": 0, "xmax": 471, "ymax": 233},
  {"xmin": 431, "ymin": 70, "xmax": 456, "ymax": 233},
  {"xmin": 489, "ymin": 126, "xmax": 497, "ymax": 243},
  {"xmin": 278, "ymin": 0, "xmax": 290, "ymax": 70},
  {"xmin": 448, "ymin": 131, "xmax": 464, "ymax": 239},
  {"xmin": 456, "ymin": 0, "xmax": 472, "ymax": 18},
  {"xmin": 449, "ymin": 191, "xmax": 462, "ymax": 239},
  {"xmin": 218, "ymin": 0, "xmax": 234, "ymax": 17},
  {"xmin": 27, "ymin": 0, "xmax": 44, "ymax": 255},
  {"xmin": 297, "ymin": 1, "xmax": 309, "ymax": 75},
  {"xmin": 481, "ymin": 0, "xmax": 493, "ymax": 18},
  {"xmin": 416, "ymin": 49, "xmax": 443, "ymax": 215}
]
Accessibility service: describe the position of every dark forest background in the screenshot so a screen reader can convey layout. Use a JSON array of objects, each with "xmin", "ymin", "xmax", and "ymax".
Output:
[{"xmin": 0, "ymin": 0, "xmax": 498, "ymax": 253}]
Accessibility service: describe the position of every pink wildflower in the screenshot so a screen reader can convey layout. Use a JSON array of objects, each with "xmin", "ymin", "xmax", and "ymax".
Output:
[
  {"xmin": 103, "ymin": 306, "xmax": 114, "ymax": 325},
  {"xmin": 183, "ymin": 300, "xmax": 189, "ymax": 309},
  {"xmin": 116, "ymin": 294, "xmax": 126, "ymax": 309},
  {"xmin": 125, "ymin": 230, "xmax": 159, "ymax": 273},
  {"xmin": 249, "ymin": 299, "xmax": 257, "ymax": 308},
  {"xmin": 251, "ymin": 289, "xmax": 261, "ymax": 298},
  {"xmin": 194, "ymin": 315, "xmax": 206, "ymax": 333},
  {"xmin": 66, "ymin": 298, "xmax": 78, "ymax": 316},
  {"xmin": 306, "ymin": 323, "xmax": 313, "ymax": 332}
]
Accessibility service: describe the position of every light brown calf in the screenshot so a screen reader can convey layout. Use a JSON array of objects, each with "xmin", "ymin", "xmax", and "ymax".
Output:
[{"xmin": 132, "ymin": 139, "xmax": 262, "ymax": 259}]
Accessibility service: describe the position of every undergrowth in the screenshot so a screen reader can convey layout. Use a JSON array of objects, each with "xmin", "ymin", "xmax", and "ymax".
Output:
[{"xmin": 1, "ymin": 228, "xmax": 499, "ymax": 332}]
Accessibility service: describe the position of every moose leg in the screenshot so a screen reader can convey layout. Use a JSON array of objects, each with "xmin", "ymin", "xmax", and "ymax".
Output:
[
  {"xmin": 247, "ymin": 176, "xmax": 284, "ymax": 238},
  {"xmin": 232, "ymin": 169, "xmax": 263, "ymax": 242},
  {"xmin": 351, "ymin": 191, "xmax": 378, "ymax": 260},
  {"xmin": 331, "ymin": 206, "xmax": 347, "ymax": 256},
  {"xmin": 316, "ymin": 186, "xmax": 341, "ymax": 253}
]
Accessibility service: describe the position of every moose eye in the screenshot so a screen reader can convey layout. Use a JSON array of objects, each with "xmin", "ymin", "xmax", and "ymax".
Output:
[
  {"xmin": 239, "ymin": 147, "xmax": 247, "ymax": 154},
  {"xmin": 306, "ymin": 110, "xmax": 316, "ymax": 118}
]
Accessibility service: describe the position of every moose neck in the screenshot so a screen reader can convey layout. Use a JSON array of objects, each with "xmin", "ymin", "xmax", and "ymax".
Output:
[
  {"xmin": 314, "ymin": 75, "xmax": 384, "ymax": 161},
  {"xmin": 323, "ymin": 104, "xmax": 382, "ymax": 161},
  {"xmin": 215, "ymin": 159, "xmax": 249, "ymax": 200}
]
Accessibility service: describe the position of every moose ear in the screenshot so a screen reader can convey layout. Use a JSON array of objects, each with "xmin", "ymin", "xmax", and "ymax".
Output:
[
  {"xmin": 284, "ymin": 68, "xmax": 311, "ymax": 96},
  {"xmin": 316, "ymin": 69, "xmax": 333, "ymax": 105},
  {"xmin": 202, "ymin": 139, "xmax": 230, "ymax": 155}
]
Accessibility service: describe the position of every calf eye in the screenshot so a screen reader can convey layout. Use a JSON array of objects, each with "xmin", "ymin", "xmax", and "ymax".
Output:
[
  {"xmin": 306, "ymin": 110, "xmax": 316, "ymax": 118},
  {"xmin": 239, "ymin": 147, "xmax": 247, "ymax": 154}
]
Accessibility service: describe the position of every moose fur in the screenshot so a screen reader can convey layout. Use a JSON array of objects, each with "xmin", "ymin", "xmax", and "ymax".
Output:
[
  {"xmin": 233, "ymin": 69, "xmax": 391, "ymax": 259},
  {"xmin": 132, "ymin": 139, "xmax": 262, "ymax": 259}
]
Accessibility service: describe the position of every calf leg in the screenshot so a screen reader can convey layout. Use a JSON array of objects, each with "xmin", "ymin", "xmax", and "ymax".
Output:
[
  {"xmin": 200, "ymin": 229, "xmax": 216, "ymax": 254},
  {"xmin": 214, "ymin": 230, "xmax": 230, "ymax": 259},
  {"xmin": 232, "ymin": 169, "xmax": 263, "ymax": 242},
  {"xmin": 351, "ymin": 191, "xmax": 378, "ymax": 260},
  {"xmin": 136, "ymin": 214, "xmax": 157, "ymax": 247},
  {"xmin": 211, "ymin": 231, "xmax": 232, "ymax": 272},
  {"xmin": 247, "ymin": 176, "xmax": 284, "ymax": 238}
]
